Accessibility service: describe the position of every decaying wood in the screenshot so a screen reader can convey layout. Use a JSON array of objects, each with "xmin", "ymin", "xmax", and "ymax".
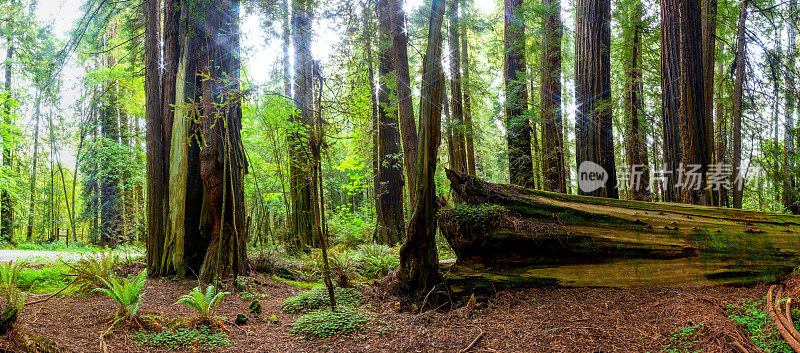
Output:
[{"xmin": 439, "ymin": 170, "xmax": 800, "ymax": 296}]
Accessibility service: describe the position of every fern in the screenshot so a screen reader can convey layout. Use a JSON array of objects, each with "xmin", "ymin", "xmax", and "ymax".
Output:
[
  {"xmin": 93, "ymin": 269, "xmax": 147, "ymax": 320},
  {"xmin": 175, "ymin": 284, "xmax": 230, "ymax": 319}
]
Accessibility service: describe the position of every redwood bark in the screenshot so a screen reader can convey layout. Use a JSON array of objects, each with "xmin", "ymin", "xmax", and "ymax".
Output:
[
  {"xmin": 448, "ymin": 0, "xmax": 467, "ymax": 175},
  {"xmin": 100, "ymin": 25, "xmax": 123, "ymax": 247},
  {"xmin": 714, "ymin": 58, "xmax": 728, "ymax": 207},
  {"xmin": 660, "ymin": 0, "xmax": 710, "ymax": 205},
  {"xmin": 701, "ymin": 0, "xmax": 717, "ymax": 204},
  {"xmin": 575, "ymin": 0, "xmax": 617, "ymax": 198},
  {"xmin": 145, "ymin": 0, "xmax": 165, "ymax": 275},
  {"xmin": 375, "ymin": 0, "xmax": 405, "ymax": 245},
  {"xmin": 540, "ymin": 0, "xmax": 566, "ymax": 193},
  {"xmin": 504, "ymin": 0, "xmax": 533, "ymax": 188},
  {"xmin": 389, "ymin": 0, "xmax": 418, "ymax": 204}
]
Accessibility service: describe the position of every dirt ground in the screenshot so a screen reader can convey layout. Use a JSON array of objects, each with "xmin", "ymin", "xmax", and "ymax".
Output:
[{"xmin": 0, "ymin": 271, "xmax": 771, "ymax": 353}]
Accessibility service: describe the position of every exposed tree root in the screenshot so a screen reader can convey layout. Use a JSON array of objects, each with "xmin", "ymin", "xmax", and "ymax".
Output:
[{"xmin": 766, "ymin": 285, "xmax": 800, "ymax": 352}]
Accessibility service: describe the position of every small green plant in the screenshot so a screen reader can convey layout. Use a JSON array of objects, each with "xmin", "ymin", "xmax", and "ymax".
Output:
[
  {"xmin": 93, "ymin": 269, "xmax": 147, "ymax": 320},
  {"xmin": 325, "ymin": 247, "xmax": 359, "ymax": 286},
  {"xmin": 662, "ymin": 323, "xmax": 704, "ymax": 353},
  {"xmin": 290, "ymin": 307, "xmax": 369, "ymax": 339},
  {"xmin": 281, "ymin": 285, "xmax": 364, "ymax": 314},
  {"xmin": 0, "ymin": 261, "xmax": 27, "ymax": 334},
  {"xmin": 356, "ymin": 244, "xmax": 399, "ymax": 279},
  {"xmin": 16, "ymin": 264, "xmax": 72, "ymax": 294},
  {"xmin": 726, "ymin": 297, "xmax": 793, "ymax": 353},
  {"xmin": 175, "ymin": 284, "xmax": 230, "ymax": 319},
  {"xmin": 132, "ymin": 326, "xmax": 231, "ymax": 349}
]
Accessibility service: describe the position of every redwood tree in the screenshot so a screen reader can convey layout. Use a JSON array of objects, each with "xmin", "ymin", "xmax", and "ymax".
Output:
[
  {"xmin": 623, "ymin": 0, "xmax": 649, "ymax": 200},
  {"xmin": 575, "ymin": 0, "xmax": 617, "ymax": 198},
  {"xmin": 540, "ymin": 0, "xmax": 566, "ymax": 193},
  {"xmin": 731, "ymin": 0, "xmax": 748, "ymax": 209},
  {"xmin": 375, "ymin": 0, "xmax": 405, "ymax": 245},
  {"xmin": 504, "ymin": 0, "xmax": 533, "ymax": 188},
  {"xmin": 397, "ymin": 0, "xmax": 446, "ymax": 298},
  {"xmin": 784, "ymin": 0, "xmax": 798, "ymax": 214}
]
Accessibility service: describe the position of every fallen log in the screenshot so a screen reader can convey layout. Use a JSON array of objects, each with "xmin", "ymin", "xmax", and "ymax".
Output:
[{"xmin": 439, "ymin": 170, "xmax": 800, "ymax": 296}]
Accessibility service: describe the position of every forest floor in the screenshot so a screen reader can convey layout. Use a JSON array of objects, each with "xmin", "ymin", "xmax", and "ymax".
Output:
[{"xmin": 0, "ymin": 260, "xmax": 780, "ymax": 353}]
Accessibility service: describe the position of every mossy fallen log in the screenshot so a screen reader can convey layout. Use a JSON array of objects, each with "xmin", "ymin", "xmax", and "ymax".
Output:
[{"xmin": 439, "ymin": 170, "xmax": 800, "ymax": 296}]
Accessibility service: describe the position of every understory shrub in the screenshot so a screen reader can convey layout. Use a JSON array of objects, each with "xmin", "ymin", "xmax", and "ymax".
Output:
[
  {"xmin": 328, "ymin": 211, "xmax": 372, "ymax": 248},
  {"xmin": 132, "ymin": 326, "xmax": 231, "ymax": 350},
  {"xmin": 355, "ymin": 244, "xmax": 398, "ymax": 278},
  {"xmin": 16, "ymin": 264, "xmax": 71, "ymax": 294},
  {"xmin": 66, "ymin": 252, "xmax": 122, "ymax": 294},
  {"xmin": 281, "ymin": 285, "xmax": 364, "ymax": 314},
  {"xmin": 93, "ymin": 269, "xmax": 147, "ymax": 321},
  {"xmin": 290, "ymin": 307, "xmax": 369, "ymax": 340},
  {"xmin": 175, "ymin": 284, "xmax": 229, "ymax": 319},
  {"xmin": 0, "ymin": 262, "xmax": 27, "ymax": 334}
]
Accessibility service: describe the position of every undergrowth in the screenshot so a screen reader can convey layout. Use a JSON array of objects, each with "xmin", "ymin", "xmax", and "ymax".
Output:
[
  {"xmin": 726, "ymin": 297, "xmax": 794, "ymax": 353},
  {"xmin": 662, "ymin": 323, "xmax": 705, "ymax": 353},
  {"xmin": 281, "ymin": 285, "xmax": 364, "ymax": 314},
  {"xmin": 132, "ymin": 325, "xmax": 231, "ymax": 349},
  {"xmin": 290, "ymin": 306, "xmax": 369, "ymax": 340},
  {"xmin": 17, "ymin": 264, "xmax": 71, "ymax": 294}
]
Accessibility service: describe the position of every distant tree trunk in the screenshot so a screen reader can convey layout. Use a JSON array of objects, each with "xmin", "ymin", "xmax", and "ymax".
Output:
[
  {"xmin": 100, "ymin": 26, "xmax": 123, "ymax": 247},
  {"xmin": 660, "ymin": 0, "xmax": 710, "ymax": 205},
  {"xmin": 504, "ymin": 0, "xmax": 533, "ymax": 187},
  {"xmin": 575, "ymin": 0, "xmax": 617, "ymax": 198},
  {"xmin": 461, "ymin": 22, "xmax": 476, "ymax": 175},
  {"xmin": 731, "ymin": 0, "xmax": 748, "ymax": 209},
  {"xmin": 623, "ymin": 0, "xmax": 649, "ymax": 200},
  {"xmin": 1, "ymin": 36, "xmax": 13, "ymax": 243},
  {"xmin": 375, "ymin": 0, "xmax": 405, "ymax": 245},
  {"xmin": 389, "ymin": 0, "xmax": 418, "ymax": 204},
  {"xmin": 540, "ymin": 0, "xmax": 566, "ymax": 193},
  {"xmin": 145, "ymin": 0, "xmax": 166, "ymax": 275},
  {"xmin": 784, "ymin": 0, "xmax": 798, "ymax": 214},
  {"xmin": 397, "ymin": 0, "xmax": 446, "ymax": 298},
  {"xmin": 702, "ymin": 0, "xmax": 717, "ymax": 204},
  {"xmin": 25, "ymin": 92, "xmax": 41, "ymax": 242},
  {"xmin": 290, "ymin": 0, "xmax": 315, "ymax": 248},
  {"xmin": 715, "ymin": 58, "xmax": 728, "ymax": 207},
  {"xmin": 363, "ymin": 1, "xmax": 380, "ymax": 224},
  {"xmin": 448, "ymin": 0, "xmax": 467, "ymax": 175}
]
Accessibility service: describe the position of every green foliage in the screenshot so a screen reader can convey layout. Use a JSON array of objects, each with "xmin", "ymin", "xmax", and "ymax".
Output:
[
  {"xmin": 281, "ymin": 285, "xmax": 364, "ymax": 314},
  {"xmin": 65, "ymin": 253, "xmax": 121, "ymax": 294},
  {"xmin": 324, "ymin": 247, "xmax": 359, "ymax": 285},
  {"xmin": 662, "ymin": 324, "xmax": 704, "ymax": 353},
  {"xmin": 249, "ymin": 299, "xmax": 262, "ymax": 315},
  {"xmin": 132, "ymin": 326, "xmax": 231, "ymax": 350},
  {"xmin": 92, "ymin": 269, "xmax": 147, "ymax": 320},
  {"xmin": 0, "ymin": 261, "xmax": 27, "ymax": 332},
  {"xmin": 16, "ymin": 264, "xmax": 71, "ymax": 294},
  {"xmin": 726, "ymin": 298, "xmax": 793, "ymax": 353},
  {"xmin": 355, "ymin": 244, "xmax": 399, "ymax": 278},
  {"xmin": 289, "ymin": 307, "xmax": 369, "ymax": 340},
  {"xmin": 438, "ymin": 204, "xmax": 508, "ymax": 227},
  {"xmin": 175, "ymin": 284, "xmax": 230, "ymax": 319},
  {"xmin": 329, "ymin": 209, "xmax": 372, "ymax": 249}
]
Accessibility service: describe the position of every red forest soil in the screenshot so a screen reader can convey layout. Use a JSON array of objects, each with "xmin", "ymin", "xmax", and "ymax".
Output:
[{"xmin": 0, "ymin": 272, "xmax": 771, "ymax": 353}]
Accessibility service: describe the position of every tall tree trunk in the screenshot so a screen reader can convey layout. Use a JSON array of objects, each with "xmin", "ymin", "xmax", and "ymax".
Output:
[
  {"xmin": 714, "ymin": 57, "xmax": 728, "ymax": 207},
  {"xmin": 375, "ymin": 0, "xmax": 405, "ymax": 245},
  {"xmin": 504, "ymin": 0, "xmax": 533, "ymax": 188},
  {"xmin": 290, "ymin": 0, "xmax": 315, "ymax": 249},
  {"xmin": 25, "ymin": 91, "xmax": 41, "ymax": 242},
  {"xmin": 389, "ymin": 0, "xmax": 418, "ymax": 204},
  {"xmin": 145, "ymin": 0, "xmax": 166, "ymax": 275},
  {"xmin": 461, "ymin": 20, "xmax": 476, "ymax": 176},
  {"xmin": 575, "ymin": 0, "xmax": 617, "ymax": 198},
  {"xmin": 702, "ymin": 0, "xmax": 717, "ymax": 205},
  {"xmin": 623, "ymin": 0, "xmax": 649, "ymax": 200},
  {"xmin": 540, "ymin": 0, "xmax": 566, "ymax": 193},
  {"xmin": 397, "ymin": 0, "xmax": 446, "ymax": 298},
  {"xmin": 448, "ymin": 0, "xmax": 467, "ymax": 175},
  {"xmin": 196, "ymin": 0, "xmax": 249, "ymax": 281},
  {"xmin": 784, "ymin": 0, "xmax": 798, "ymax": 214},
  {"xmin": 363, "ymin": 1, "xmax": 380, "ymax": 231},
  {"xmin": 100, "ymin": 26, "xmax": 123, "ymax": 247},
  {"xmin": 1, "ymin": 36, "xmax": 13, "ymax": 243},
  {"xmin": 731, "ymin": 0, "xmax": 748, "ymax": 209},
  {"xmin": 660, "ymin": 0, "xmax": 710, "ymax": 205}
]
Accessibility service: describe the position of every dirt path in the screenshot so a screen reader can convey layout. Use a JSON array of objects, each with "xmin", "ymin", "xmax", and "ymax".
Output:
[{"xmin": 0, "ymin": 250, "xmax": 141, "ymax": 263}]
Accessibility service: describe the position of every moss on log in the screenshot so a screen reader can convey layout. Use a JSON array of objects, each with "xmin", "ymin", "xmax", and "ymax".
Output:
[{"xmin": 440, "ymin": 170, "xmax": 800, "ymax": 296}]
